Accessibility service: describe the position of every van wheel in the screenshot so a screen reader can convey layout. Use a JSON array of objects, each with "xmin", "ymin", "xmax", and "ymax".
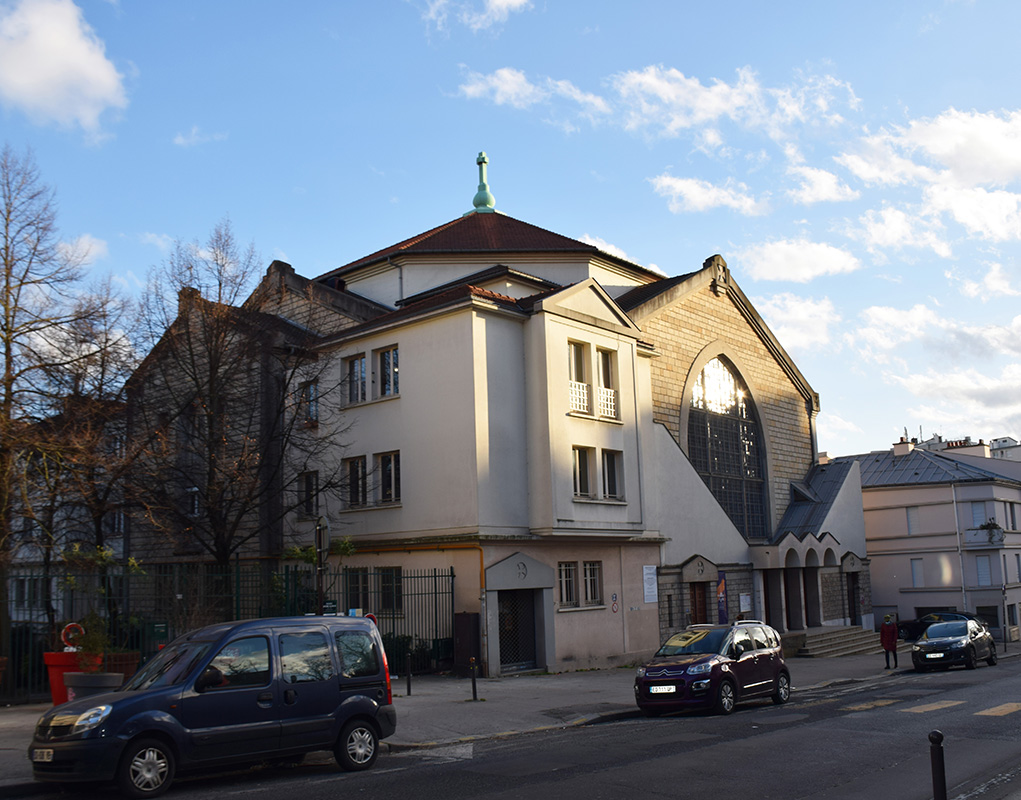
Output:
[
  {"xmin": 335, "ymin": 720, "xmax": 378, "ymax": 771},
  {"xmin": 117, "ymin": 738, "xmax": 175, "ymax": 798},
  {"xmin": 772, "ymin": 673, "xmax": 790, "ymax": 705},
  {"xmin": 715, "ymin": 680, "xmax": 736, "ymax": 715}
]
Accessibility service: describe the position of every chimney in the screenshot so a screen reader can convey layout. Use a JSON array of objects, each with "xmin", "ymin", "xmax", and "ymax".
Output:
[
  {"xmin": 893, "ymin": 436, "xmax": 914, "ymax": 456},
  {"xmin": 178, "ymin": 286, "xmax": 200, "ymax": 315}
]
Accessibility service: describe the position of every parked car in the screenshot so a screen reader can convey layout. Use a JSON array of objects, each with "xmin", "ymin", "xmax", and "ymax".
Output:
[
  {"xmin": 898, "ymin": 611, "xmax": 990, "ymax": 641},
  {"xmin": 634, "ymin": 621, "xmax": 791, "ymax": 716},
  {"xmin": 29, "ymin": 616, "xmax": 396, "ymax": 798},
  {"xmin": 911, "ymin": 620, "xmax": 998, "ymax": 672}
]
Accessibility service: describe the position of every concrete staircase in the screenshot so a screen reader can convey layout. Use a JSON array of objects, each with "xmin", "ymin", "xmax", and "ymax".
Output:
[{"xmin": 781, "ymin": 625, "xmax": 910, "ymax": 658}]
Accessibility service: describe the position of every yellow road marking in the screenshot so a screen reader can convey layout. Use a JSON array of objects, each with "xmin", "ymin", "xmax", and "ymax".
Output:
[
  {"xmin": 975, "ymin": 703, "xmax": 1021, "ymax": 716},
  {"xmin": 841, "ymin": 699, "xmax": 900, "ymax": 711},
  {"xmin": 901, "ymin": 700, "xmax": 966, "ymax": 713}
]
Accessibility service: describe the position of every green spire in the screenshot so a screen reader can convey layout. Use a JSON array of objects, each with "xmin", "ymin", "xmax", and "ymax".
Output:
[{"xmin": 472, "ymin": 151, "xmax": 496, "ymax": 213}]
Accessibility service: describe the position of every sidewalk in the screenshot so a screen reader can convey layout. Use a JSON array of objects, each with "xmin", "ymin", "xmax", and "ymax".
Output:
[{"xmin": 0, "ymin": 651, "xmax": 1000, "ymax": 797}]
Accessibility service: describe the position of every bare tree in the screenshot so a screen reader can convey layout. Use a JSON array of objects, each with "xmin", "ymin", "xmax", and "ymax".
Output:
[{"xmin": 128, "ymin": 220, "xmax": 350, "ymax": 566}]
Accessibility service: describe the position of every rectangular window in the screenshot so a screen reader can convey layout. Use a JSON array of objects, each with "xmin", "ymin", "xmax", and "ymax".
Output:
[
  {"xmin": 105, "ymin": 510, "xmax": 126, "ymax": 536},
  {"xmin": 558, "ymin": 561, "xmax": 578, "ymax": 607},
  {"xmin": 299, "ymin": 381, "xmax": 318, "ymax": 424},
  {"xmin": 343, "ymin": 457, "xmax": 367, "ymax": 508},
  {"xmin": 596, "ymin": 349, "xmax": 618, "ymax": 418},
  {"xmin": 299, "ymin": 471, "xmax": 319, "ymax": 516},
  {"xmin": 1016, "ymin": 553, "xmax": 1021, "ymax": 583},
  {"xmin": 346, "ymin": 355, "xmax": 366, "ymax": 404},
  {"xmin": 380, "ymin": 566, "xmax": 403, "ymax": 612},
  {"xmin": 573, "ymin": 446, "xmax": 593, "ymax": 497},
  {"xmin": 378, "ymin": 451, "xmax": 401, "ymax": 503},
  {"xmin": 1009, "ymin": 604, "xmax": 1018, "ymax": 626},
  {"xmin": 185, "ymin": 486, "xmax": 199, "ymax": 517},
  {"xmin": 976, "ymin": 554, "xmax": 992, "ymax": 587},
  {"xmin": 906, "ymin": 506, "xmax": 920, "ymax": 535},
  {"xmin": 972, "ymin": 501, "xmax": 988, "ymax": 528},
  {"xmin": 602, "ymin": 449, "xmax": 623, "ymax": 500},
  {"xmin": 568, "ymin": 341, "xmax": 590, "ymax": 413},
  {"xmin": 911, "ymin": 558, "xmax": 924, "ymax": 588},
  {"xmin": 377, "ymin": 346, "xmax": 399, "ymax": 397},
  {"xmin": 583, "ymin": 561, "xmax": 603, "ymax": 605},
  {"xmin": 345, "ymin": 567, "xmax": 370, "ymax": 612},
  {"xmin": 1012, "ymin": 503, "xmax": 1018, "ymax": 532}
]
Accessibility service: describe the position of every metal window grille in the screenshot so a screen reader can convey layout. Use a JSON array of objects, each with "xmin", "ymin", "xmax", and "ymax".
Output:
[
  {"xmin": 558, "ymin": 562, "xmax": 578, "ymax": 607},
  {"xmin": 583, "ymin": 561, "xmax": 603, "ymax": 605},
  {"xmin": 569, "ymin": 381, "xmax": 590, "ymax": 413}
]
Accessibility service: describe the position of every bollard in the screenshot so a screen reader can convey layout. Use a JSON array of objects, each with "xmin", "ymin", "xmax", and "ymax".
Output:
[
  {"xmin": 929, "ymin": 730, "xmax": 947, "ymax": 800},
  {"xmin": 406, "ymin": 654, "xmax": 412, "ymax": 697},
  {"xmin": 470, "ymin": 657, "xmax": 478, "ymax": 701}
]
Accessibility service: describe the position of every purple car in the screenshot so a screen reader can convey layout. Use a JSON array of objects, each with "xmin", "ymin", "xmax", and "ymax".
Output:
[{"xmin": 634, "ymin": 621, "xmax": 791, "ymax": 716}]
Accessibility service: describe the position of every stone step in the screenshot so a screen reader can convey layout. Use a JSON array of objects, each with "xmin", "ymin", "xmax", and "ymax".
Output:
[{"xmin": 782, "ymin": 626, "xmax": 907, "ymax": 658}]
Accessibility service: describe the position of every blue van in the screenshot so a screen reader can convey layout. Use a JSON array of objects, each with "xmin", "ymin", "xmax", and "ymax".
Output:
[{"xmin": 29, "ymin": 616, "xmax": 396, "ymax": 797}]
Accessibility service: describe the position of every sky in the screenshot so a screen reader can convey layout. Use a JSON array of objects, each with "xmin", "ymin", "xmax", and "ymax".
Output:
[{"xmin": 2, "ymin": 0, "xmax": 1021, "ymax": 457}]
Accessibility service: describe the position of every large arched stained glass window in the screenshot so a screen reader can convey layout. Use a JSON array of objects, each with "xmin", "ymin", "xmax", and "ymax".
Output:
[{"xmin": 687, "ymin": 357, "xmax": 767, "ymax": 539}]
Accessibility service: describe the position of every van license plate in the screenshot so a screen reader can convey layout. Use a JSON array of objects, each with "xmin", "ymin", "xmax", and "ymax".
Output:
[
  {"xmin": 32, "ymin": 749, "xmax": 53, "ymax": 763},
  {"xmin": 650, "ymin": 685, "xmax": 675, "ymax": 694}
]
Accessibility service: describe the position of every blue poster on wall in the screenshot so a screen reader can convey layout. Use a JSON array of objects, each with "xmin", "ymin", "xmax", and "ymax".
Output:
[{"xmin": 717, "ymin": 572, "xmax": 728, "ymax": 624}]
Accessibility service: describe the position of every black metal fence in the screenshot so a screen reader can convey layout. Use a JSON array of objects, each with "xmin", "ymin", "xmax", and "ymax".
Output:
[{"xmin": 1, "ymin": 562, "xmax": 455, "ymax": 703}]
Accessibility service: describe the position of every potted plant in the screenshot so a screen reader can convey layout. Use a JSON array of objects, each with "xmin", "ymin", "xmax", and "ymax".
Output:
[{"xmin": 62, "ymin": 611, "xmax": 125, "ymax": 702}]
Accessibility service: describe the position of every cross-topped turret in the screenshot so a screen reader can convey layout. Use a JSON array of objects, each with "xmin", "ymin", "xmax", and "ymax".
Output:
[{"xmin": 472, "ymin": 151, "xmax": 496, "ymax": 213}]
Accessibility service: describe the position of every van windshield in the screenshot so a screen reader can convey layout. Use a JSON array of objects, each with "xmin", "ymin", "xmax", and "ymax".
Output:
[{"xmin": 122, "ymin": 640, "xmax": 213, "ymax": 691}]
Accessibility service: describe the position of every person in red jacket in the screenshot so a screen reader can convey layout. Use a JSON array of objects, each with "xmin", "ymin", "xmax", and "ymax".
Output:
[{"xmin": 880, "ymin": 614, "xmax": 899, "ymax": 669}]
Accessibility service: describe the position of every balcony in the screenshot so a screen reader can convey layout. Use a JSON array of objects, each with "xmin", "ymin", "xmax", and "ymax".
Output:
[
  {"xmin": 962, "ymin": 526, "xmax": 1006, "ymax": 548},
  {"xmin": 597, "ymin": 387, "xmax": 618, "ymax": 419},
  {"xmin": 569, "ymin": 381, "xmax": 590, "ymax": 414}
]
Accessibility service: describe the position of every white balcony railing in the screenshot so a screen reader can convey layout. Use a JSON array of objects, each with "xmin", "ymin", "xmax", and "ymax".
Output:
[
  {"xmin": 569, "ymin": 381, "xmax": 590, "ymax": 413},
  {"xmin": 597, "ymin": 386, "xmax": 618, "ymax": 418}
]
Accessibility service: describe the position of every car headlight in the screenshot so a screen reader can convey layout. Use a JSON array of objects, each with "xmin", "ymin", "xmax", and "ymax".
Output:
[
  {"xmin": 687, "ymin": 662, "xmax": 713, "ymax": 675},
  {"xmin": 912, "ymin": 645, "xmax": 921, "ymax": 652},
  {"xmin": 950, "ymin": 640, "xmax": 966, "ymax": 649},
  {"xmin": 635, "ymin": 666, "xmax": 646, "ymax": 678},
  {"xmin": 72, "ymin": 705, "xmax": 112, "ymax": 735}
]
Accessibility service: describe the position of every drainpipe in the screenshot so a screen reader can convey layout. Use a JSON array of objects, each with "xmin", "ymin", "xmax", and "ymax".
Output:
[{"xmin": 951, "ymin": 484, "xmax": 968, "ymax": 611}]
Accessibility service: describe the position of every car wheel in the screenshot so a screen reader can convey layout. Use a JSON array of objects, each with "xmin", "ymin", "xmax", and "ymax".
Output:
[
  {"xmin": 987, "ymin": 649, "xmax": 998, "ymax": 666},
  {"xmin": 771, "ymin": 673, "xmax": 790, "ymax": 705},
  {"xmin": 965, "ymin": 647, "xmax": 977, "ymax": 670},
  {"xmin": 714, "ymin": 680, "xmax": 736, "ymax": 715},
  {"xmin": 335, "ymin": 720, "xmax": 379, "ymax": 771},
  {"xmin": 116, "ymin": 738, "xmax": 175, "ymax": 799}
]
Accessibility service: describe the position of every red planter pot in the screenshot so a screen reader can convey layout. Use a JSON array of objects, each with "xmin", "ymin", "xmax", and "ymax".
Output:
[{"xmin": 43, "ymin": 651, "xmax": 102, "ymax": 706}]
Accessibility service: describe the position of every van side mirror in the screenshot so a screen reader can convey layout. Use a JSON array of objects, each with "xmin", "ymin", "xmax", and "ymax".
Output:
[{"xmin": 196, "ymin": 666, "xmax": 224, "ymax": 693}]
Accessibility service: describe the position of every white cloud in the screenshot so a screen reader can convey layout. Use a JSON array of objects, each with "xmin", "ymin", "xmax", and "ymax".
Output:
[
  {"xmin": 426, "ymin": 0, "xmax": 531, "ymax": 32},
  {"xmin": 851, "ymin": 206, "xmax": 951, "ymax": 258},
  {"xmin": 835, "ymin": 134, "xmax": 938, "ymax": 187},
  {"xmin": 173, "ymin": 125, "xmax": 229, "ymax": 147},
  {"xmin": 60, "ymin": 233, "xmax": 108, "ymax": 265},
  {"xmin": 753, "ymin": 292, "xmax": 839, "ymax": 352},
  {"xmin": 902, "ymin": 108, "xmax": 1021, "ymax": 187},
  {"xmin": 786, "ymin": 165, "xmax": 859, "ymax": 205},
  {"xmin": 853, "ymin": 303, "xmax": 941, "ymax": 352},
  {"xmin": 649, "ymin": 174, "xmax": 769, "ymax": 216},
  {"xmin": 959, "ymin": 263, "xmax": 1021, "ymax": 299},
  {"xmin": 141, "ymin": 232, "xmax": 173, "ymax": 253},
  {"xmin": 924, "ymin": 183, "xmax": 1021, "ymax": 242},
  {"xmin": 459, "ymin": 67, "xmax": 547, "ymax": 109},
  {"xmin": 0, "ymin": 0, "xmax": 126, "ymax": 134},
  {"xmin": 734, "ymin": 239, "xmax": 861, "ymax": 282},
  {"xmin": 889, "ymin": 364, "xmax": 1021, "ymax": 436}
]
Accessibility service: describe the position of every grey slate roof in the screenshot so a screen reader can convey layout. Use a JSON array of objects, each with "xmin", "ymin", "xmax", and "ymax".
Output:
[
  {"xmin": 774, "ymin": 459, "xmax": 854, "ymax": 541},
  {"xmin": 834, "ymin": 449, "xmax": 1020, "ymax": 488}
]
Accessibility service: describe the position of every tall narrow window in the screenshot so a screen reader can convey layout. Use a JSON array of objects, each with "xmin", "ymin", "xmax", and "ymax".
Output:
[
  {"xmin": 299, "ymin": 471, "xmax": 319, "ymax": 516},
  {"xmin": 378, "ymin": 451, "xmax": 401, "ymax": 503},
  {"xmin": 185, "ymin": 486, "xmax": 200, "ymax": 517},
  {"xmin": 380, "ymin": 566, "xmax": 403, "ymax": 612},
  {"xmin": 558, "ymin": 562, "xmax": 578, "ymax": 607},
  {"xmin": 911, "ymin": 558, "xmax": 924, "ymax": 588},
  {"xmin": 976, "ymin": 555, "xmax": 992, "ymax": 587},
  {"xmin": 345, "ymin": 567, "xmax": 370, "ymax": 612},
  {"xmin": 583, "ymin": 561, "xmax": 603, "ymax": 605},
  {"xmin": 573, "ymin": 446, "xmax": 593, "ymax": 497},
  {"xmin": 568, "ymin": 341, "xmax": 590, "ymax": 413},
  {"xmin": 346, "ymin": 355, "xmax": 366, "ymax": 404},
  {"xmin": 299, "ymin": 381, "xmax": 318, "ymax": 425},
  {"xmin": 971, "ymin": 501, "xmax": 987, "ymax": 528},
  {"xmin": 596, "ymin": 349, "xmax": 618, "ymax": 418},
  {"xmin": 377, "ymin": 346, "xmax": 399, "ymax": 397},
  {"xmin": 687, "ymin": 357, "xmax": 767, "ymax": 539},
  {"xmin": 602, "ymin": 450, "xmax": 623, "ymax": 500},
  {"xmin": 906, "ymin": 506, "xmax": 920, "ymax": 535},
  {"xmin": 343, "ymin": 457, "xmax": 367, "ymax": 508}
]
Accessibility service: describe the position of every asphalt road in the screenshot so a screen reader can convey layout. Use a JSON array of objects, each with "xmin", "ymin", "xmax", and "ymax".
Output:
[{"xmin": 28, "ymin": 657, "xmax": 1021, "ymax": 800}]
